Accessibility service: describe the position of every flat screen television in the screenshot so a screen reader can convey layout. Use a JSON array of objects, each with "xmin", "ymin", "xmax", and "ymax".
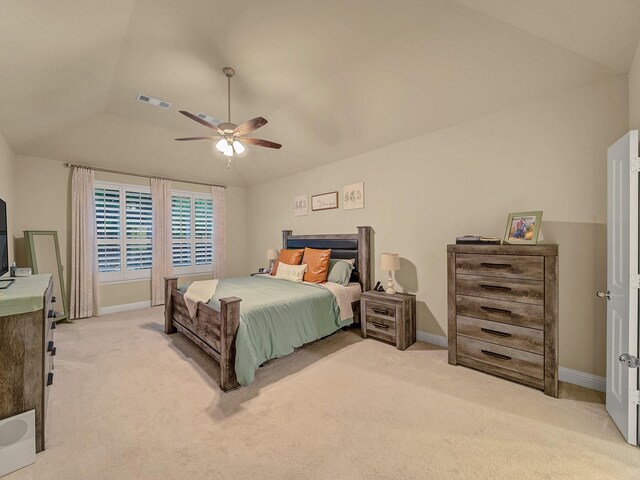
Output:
[{"xmin": 0, "ymin": 199, "xmax": 7, "ymax": 277}]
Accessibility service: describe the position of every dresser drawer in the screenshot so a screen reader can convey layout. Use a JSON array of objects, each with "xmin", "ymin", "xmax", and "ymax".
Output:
[
  {"xmin": 456, "ymin": 254, "xmax": 544, "ymax": 280},
  {"xmin": 365, "ymin": 315, "xmax": 396, "ymax": 343},
  {"xmin": 457, "ymin": 335, "xmax": 544, "ymax": 379},
  {"xmin": 456, "ymin": 274, "xmax": 544, "ymax": 305},
  {"xmin": 457, "ymin": 316, "xmax": 543, "ymax": 354},
  {"xmin": 365, "ymin": 301, "xmax": 396, "ymax": 320},
  {"xmin": 456, "ymin": 295, "xmax": 544, "ymax": 329}
]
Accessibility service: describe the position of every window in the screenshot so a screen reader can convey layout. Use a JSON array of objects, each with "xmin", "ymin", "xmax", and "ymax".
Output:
[
  {"xmin": 171, "ymin": 192, "xmax": 214, "ymax": 274},
  {"xmin": 96, "ymin": 183, "xmax": 152, "ymax": 282},
  {"xmin": 95, "ymin": 182, "xmax": 214, "ymax": 282}
]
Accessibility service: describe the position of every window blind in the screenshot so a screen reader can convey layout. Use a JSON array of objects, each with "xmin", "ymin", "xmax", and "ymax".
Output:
[
  {"xmin": 95, "ymin": 187, "xmax": 121, "ymax": 273},
  {"xmin": 125, "ymin": 190, "xmax": 152, "ymax": 271}
]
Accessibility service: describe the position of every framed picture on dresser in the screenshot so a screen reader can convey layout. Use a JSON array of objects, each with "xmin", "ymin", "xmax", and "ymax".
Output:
[{"xmin": 503, "ymin": 211, "xmax": 543, "ymax": 245}]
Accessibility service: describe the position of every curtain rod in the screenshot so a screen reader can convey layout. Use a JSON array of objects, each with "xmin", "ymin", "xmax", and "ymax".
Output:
[{"xmin": 63, "ymin": 163, "xmax": 227, "ymax": 189}]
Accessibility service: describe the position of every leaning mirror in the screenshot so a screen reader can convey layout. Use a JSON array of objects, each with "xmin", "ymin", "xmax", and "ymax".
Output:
[{"xmin": 24, "ymin": 230, "xmax": 69, "ymax": 322}]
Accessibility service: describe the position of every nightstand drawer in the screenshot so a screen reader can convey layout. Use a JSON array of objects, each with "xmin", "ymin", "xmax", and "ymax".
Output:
[
  {"xmin": 456, "ymin": 295, "xmax": 544, "ymax": 329},
  {"xmin": 365, "ymin": 315, "xmax": 396, "ymax": 343},
  {"xmin": 457, "ymin": 316, "xmax": 543, "ymax": 354},
  {"xmin": 365, "ymin": 301, "xmax": 396, "ymax": 320},
  {"xmin": 457, "ymin": 335, "xmax": 544, "ymax": 379},
  {"xmin": 456, "ymin": 254, "xmax": 544, "ymax": 280},
  {"xmin": 456, "ymin": 274, "xmax": 544, "ymax": 305}
]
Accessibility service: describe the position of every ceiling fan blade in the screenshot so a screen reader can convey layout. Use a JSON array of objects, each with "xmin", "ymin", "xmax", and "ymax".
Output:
[
  {"xmin": 175, "ymin": 136, "xmax": 219, "ymax": 141},
  {"xmin": 242, "ymin": 137, "xmax": 282, "ymax": 149},
  {"xmin": 234, "ymin": 117, "xmax": 268, "ymax": 136},
  {"xmin": 179, "ymin": 111, "xmax": 223, "ymax": 134}
]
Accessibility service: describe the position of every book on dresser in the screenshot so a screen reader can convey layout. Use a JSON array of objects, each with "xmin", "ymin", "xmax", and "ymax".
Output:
[{"xmin": 447, "ymin": 244, "xmax": 559, "ymax": 397}]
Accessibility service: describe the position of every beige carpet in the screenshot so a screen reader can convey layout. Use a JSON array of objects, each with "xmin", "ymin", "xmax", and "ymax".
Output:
[{"xmin": 6, "ymin": 307, "xmax": 640, "ymax": 480}]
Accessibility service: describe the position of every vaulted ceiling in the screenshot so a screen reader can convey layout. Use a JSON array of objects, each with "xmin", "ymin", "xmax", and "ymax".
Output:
[{"xmin": 2, "ymin": 0, "xmax": 640, "ymax": 186}]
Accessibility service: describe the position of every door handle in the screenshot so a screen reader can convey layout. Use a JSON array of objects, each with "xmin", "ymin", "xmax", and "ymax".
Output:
[
  {"xmin": 596, "ymin": 290, "xmax": 610, "ymax": 300},
  {"xmin": 619, "ymin": 353, "xmax": 640, "ymax": 368}
]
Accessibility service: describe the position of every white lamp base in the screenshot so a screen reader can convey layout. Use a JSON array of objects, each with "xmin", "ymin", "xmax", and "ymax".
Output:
[{"xmin": 385, "ymin": 272, "xmax": 396, "ymax": 294}]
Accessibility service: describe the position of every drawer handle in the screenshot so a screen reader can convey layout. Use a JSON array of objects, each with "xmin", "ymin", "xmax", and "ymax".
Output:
[
  {"xmin": 371, "ymin": 307, "xmax": 390, "ymax": 315},
  {"xmin": 480, "ymin": 306, "xmax": 512, "ymax": 316},
  {"xmin": 51, "ymin": 321, "xmax": 57, "ymax": 329},
  {"xmin": 481, "ymin": 349, "xmax": 511, "ymax": 361},
  {"xmin": 52, "ymin": 296, "xmax": 57, "ymax": 303},
  {"xmin": 47, "ymin": 340, "xmax": 54, "ymax": 353},
  {"xmin": 480, "ymin": 262, "xmax": 512, "ymax": 269},
  {"xmin": 371, "ymin": 321, "xmax": 389, "ymax": 330},
  {"xmin": 480, "ymin": 327, "xmax": 512, "ymax": 338},
  {"xmin": 51, "ymin": 347, "xmax": 57, "ymax": 356},
  {"xmin": 48, "ymin": 309, "xmax": 55, "ymax": 319},
  {"xmin": 47, "ymin": 372, "xmax": 54, "ymax": 387},
  {"xmin": 480, "ymin": 284, "xmax": 512, "ymax": 292}
]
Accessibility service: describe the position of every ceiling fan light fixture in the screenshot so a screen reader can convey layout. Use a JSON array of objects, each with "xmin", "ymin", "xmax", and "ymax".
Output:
[
  {"xmin": 215, "ymin": 138, "xmax": 228, "ymax": 153},
  {"xmin": 232, "ymin": 140, "xmax": 245, "ymax": 155},
  {"xmin": 222, "ymin": 142, "xmax": 234, "ymax": 157}
]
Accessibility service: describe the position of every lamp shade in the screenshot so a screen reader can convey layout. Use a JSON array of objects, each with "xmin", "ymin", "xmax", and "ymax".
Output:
[
  {"xmin": 267, "ymin": 249, "xmax": 279, "ymax": 260},
  {"xmin": 380, "ymin": 253, "xmax": 400, "ymax": 272}
]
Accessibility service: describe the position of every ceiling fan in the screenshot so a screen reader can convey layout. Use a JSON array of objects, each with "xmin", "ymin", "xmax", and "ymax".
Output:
[{"xmin": 175, "ymin": 67, "xmax": 282, "ymax": 168}]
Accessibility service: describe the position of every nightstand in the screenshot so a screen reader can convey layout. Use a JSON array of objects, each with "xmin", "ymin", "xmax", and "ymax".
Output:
[{"xmin": 360, "ymin": 291, "xmax": 416, "ymax": 350}]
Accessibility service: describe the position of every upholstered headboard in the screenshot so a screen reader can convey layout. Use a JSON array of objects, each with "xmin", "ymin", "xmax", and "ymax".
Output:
[{"xmin": 281, "ymin": 226, "xmax": 373, "ymax": 291}]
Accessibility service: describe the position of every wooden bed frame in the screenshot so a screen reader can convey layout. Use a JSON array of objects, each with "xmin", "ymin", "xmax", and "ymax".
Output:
[{"xmin": 164, "ymin": 226, "xmax": 373, "ymax": 391}]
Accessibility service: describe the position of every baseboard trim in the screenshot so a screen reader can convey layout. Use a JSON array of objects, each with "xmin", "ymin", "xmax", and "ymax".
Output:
[
  {"xmin": 416, "ymin": 330, "xmax": 448, "ymax": 348},
  {"xmin": 558, "ymin": 367, "xmax": 606, "ymax": 392},
  {"xmin": 416, "ymin": 330, "xmax": 606, "ymax": 392},
  {"xmin": 99, "ymin": 301, "xmax": 151, "ymax": 316}
]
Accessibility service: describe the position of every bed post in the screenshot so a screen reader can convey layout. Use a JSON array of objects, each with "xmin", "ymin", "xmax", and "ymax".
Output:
[
  {"xmin": 357, "ymin": 226, "xmax": 373, "ymax": 292},
  {"xmin": 164, "ymin": 276, "xmax": 178, "ymax": 334},
  {"xmin": 219, "ymin": 296, "xmax": 242, "ymax": 391},
  {"xmin": 282, "ymin": 229, "xmax": 292, "ymax": 249}
]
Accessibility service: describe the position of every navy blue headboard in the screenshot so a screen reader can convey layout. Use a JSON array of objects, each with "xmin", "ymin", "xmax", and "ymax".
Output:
[{"xmin": 282, "ymin": 227, "xmax": 372, "ymax": 291}]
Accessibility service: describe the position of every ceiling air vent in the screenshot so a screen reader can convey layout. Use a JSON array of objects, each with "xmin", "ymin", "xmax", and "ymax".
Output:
[
  {"xmin": 196, "ymin": 112, "xmax": 223, "ymax": 126},
  {"xmin": 136, "ymin": 93, "xmax": 172, "ymax": 109}
]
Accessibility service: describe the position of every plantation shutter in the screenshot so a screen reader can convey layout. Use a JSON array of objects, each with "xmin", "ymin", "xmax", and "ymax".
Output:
[
  {"xmin": 95, "ymin": 187, "xmax": 121, "ymax": 273},
  {"xmin": 125, "ymin": 190, "xmax": 153, "ymax": 271},
  {"xmin": 194, "ymin": 198, "xmax": 213, "ymax": 265},
  {"xmin": 172, "ymin": 195, "xmax": 192, "ymax": 267}
]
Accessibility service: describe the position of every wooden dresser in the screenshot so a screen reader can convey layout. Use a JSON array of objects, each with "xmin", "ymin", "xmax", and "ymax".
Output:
[
  {"xmin": 0, "ymin": 274, "xmax": 56, "ymax": 452},
  {"xmin": 447, "ymin": 244, "xmax": 558, "ymax": 397}
]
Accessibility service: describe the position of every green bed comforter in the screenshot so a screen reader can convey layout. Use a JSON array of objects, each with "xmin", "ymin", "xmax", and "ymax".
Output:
[{"xmin": 180, "ymin": 276, "xmax": 352, "ymax": 386}]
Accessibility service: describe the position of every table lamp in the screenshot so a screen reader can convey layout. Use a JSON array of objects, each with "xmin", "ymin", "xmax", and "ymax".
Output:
[
  {"xmin": 380, "ymin": 253, "xmax": 400, "ymax": 294},
  {"xmin": 267, "ymin": 249, "xmax": 279, "ymax": 272}
]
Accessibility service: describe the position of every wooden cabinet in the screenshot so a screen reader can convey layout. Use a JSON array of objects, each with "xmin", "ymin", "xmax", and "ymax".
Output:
[
  {"xmin": 447, "ymin": 244, "xmax": 558, "ymax": 397},
  {"xmin": 0, "ymin": 274, "xmax": 56, "ymax": 452},
  {"xmin": 361, "ymin": 291, "xmax": 416, "ymax": 350}
]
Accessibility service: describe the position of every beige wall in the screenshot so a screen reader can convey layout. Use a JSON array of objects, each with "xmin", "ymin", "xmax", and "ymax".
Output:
[
  {"xmin": 630, "ymin": 40, "xmax": 640, "ymax": 130},
  {"xmin": 246, "ymin": 76, "xmax": 628, "ymax": 377},
  {"xmin": 12, "ymin": 155, "xmax": 248, "ymax": 309},
  {"xmin": 0, "ymin": 132, "xmax": 16, "ymax": 264}
]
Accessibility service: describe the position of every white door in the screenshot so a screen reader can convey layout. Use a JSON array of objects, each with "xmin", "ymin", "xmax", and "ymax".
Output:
[{"xmin": 606, "ymin": 130, "xmax": 639, "ymax": 445}]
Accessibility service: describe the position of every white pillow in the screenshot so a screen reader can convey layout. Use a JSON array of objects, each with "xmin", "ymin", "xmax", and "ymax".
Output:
[{"xmin": 275, "ymin": 262, "xmax": 308, "ymax": 283}]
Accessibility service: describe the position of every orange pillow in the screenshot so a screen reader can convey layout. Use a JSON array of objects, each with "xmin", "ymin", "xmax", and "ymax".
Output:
[
  {"xmin": 271, "ymin": 249, "xmax": 304, "ymax": 276},
  {"xmin": 301, "ymin": 248, "xmax": 331, "ymax": 283}
]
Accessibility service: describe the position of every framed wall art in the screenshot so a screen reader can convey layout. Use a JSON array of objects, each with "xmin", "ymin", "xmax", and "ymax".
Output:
[
  {"xmin": 343, "ymin": 182, "xmax": 364, "ymax": 210},
  {"xmin": 311, "ymin": 191, "xmax": 338, "ymax": 211},
  {"xmin": 503, "ymin": 211, "xmax": 543, "ymax": 245},
  {"xmin": 293, "ymin": 194, "xmax": 308, "ymax": 216}
]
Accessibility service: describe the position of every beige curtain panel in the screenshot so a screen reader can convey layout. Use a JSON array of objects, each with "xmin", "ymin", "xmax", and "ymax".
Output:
[
  {"xmin": 151, "ymin": 178, "xmax": 173, "ymax": 306},
  {"xmin": 69, "ymin": 167, "xmax": 100, "ymax": 319},
  {"xmin": 212, "ymin": 185, "xmax": 227, "ymax": 279}
]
